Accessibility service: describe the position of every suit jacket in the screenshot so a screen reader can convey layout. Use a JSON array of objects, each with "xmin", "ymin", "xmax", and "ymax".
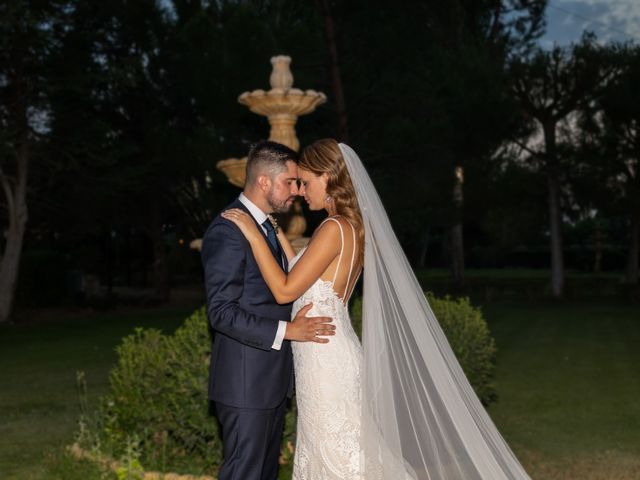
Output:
[{"xmin": 201, "ymin": 198, "xmax": 294, "ymax": 409}]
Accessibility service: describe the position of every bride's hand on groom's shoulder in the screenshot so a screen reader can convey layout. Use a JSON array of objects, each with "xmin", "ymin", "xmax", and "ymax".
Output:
[
  {"xmin": 221, "ymin": 209, "xmax": 260, "ymax": 242},
  {"xmin": 285, "ymin": 303, "xmax": 335, "ymax": 344}
]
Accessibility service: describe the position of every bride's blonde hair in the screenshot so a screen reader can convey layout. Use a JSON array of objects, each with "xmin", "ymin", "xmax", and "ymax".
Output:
[{"xmin": 299, "ymin": 139, "xmax": 364, "ymax": 264}]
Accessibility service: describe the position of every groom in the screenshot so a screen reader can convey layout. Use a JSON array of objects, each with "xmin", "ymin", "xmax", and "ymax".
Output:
[{"xmin": 201, "ymin": 141, "xmax": 335, "ymax": 480}]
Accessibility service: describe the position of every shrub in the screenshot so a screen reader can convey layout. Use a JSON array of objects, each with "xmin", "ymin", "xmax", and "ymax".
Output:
[
  {"xmin": 350, "ymin": 292, "xmax": 497, "ymax": 405},
  {"xmin": 426, "ymin": 293, "xmax": 497, "ymax": 404},
  {"xmin": 80, "ymin": 307, "xmax": 296, "ymax": 476},
  {"xmin": 84, "ymin": 308, "xmax": 222, "ymax": 475}
]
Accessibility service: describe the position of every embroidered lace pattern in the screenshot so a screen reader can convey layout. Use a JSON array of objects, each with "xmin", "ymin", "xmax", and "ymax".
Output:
[{"xmin": 290, "ymin": 218, "xmax": 364, "ymax": 480}]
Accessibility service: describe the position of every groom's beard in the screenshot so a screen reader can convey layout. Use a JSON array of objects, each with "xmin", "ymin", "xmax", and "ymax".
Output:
[{"xmin": 267, "ymin": 193, "xmax": 296, "ymax": 214}]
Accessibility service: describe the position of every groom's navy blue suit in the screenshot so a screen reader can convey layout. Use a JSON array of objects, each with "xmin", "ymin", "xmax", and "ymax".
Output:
[{"xmin": 202, "ymin": 198, "xmax": 293, "ymax": 480}]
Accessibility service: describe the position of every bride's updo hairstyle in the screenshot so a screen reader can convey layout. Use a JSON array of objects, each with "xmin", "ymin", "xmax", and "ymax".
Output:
[{"xmin": 299, "ymin": 139, "xmax": 364, "ymax": 263}]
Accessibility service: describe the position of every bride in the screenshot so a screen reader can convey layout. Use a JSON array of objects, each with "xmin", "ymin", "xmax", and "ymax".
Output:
[{"xmin": 222, "ymin": 139, "xmax": 530, "ymax": 480}]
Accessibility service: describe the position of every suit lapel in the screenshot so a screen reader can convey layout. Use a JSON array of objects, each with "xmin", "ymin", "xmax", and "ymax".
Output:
[
  {"xmin": 281, "ymin": 243, "xmax": 289, "ymax": 272},
  {"xmin": 234, "ymin": 200, "xmax": 286, "ymax": 271}
]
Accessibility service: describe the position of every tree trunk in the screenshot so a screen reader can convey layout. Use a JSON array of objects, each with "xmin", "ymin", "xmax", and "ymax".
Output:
[
  {"xmin": 450, "ymin": 165, "xmax": 465, "ymax": 289},
  {"xmin": 547, "ymin": 172, "xmax": 565, "ymax": 297},
  {"xmin": 543, "ymin": 122, "xmax": 564, "ymax": 298},
  {"xmin": 416, "ymin": 225, "xmax": 431, "ymax": 267},
  {"xmin": 593, "ymin": 222, "xmax": 603, "ymax": 273},
  {"xmin": 626, "ymin": 214, "xmax": 639, "ymax": 285},
  {"xmin": 148, "ymin": 201, "xmax": 170, "ymax": 302},
  {"xmin": 0, "ymin": 220, "xmax": 27, "ymax": 323},
  {"xmin": 103, "ymin": 226, "xmax": 113, "ymax": 294},
  {"xmin": 451, "ymin": 223, "xmax": 464, "ymax": 289},
  {"xmin": 319, "ymin": 0, "xmax": 349, "ymax": 142},
  {"xmin": 0, "ymin": 139, "xmax": 29, "ymax": 323}
]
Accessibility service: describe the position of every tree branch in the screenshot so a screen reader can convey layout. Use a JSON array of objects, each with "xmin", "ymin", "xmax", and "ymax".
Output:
[
  {"xmin": 487, "ymin": 2, "xmax": 503, "ymax": 44},
  {"xmin": 511, "ymin": 137, "xmax": 541, "ymax": 158}
]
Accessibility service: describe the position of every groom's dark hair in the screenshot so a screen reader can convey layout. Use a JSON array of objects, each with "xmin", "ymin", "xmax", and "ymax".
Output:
[{"xmin": 245, "ymin": 141, "xmax": 298, "ymax": 186}]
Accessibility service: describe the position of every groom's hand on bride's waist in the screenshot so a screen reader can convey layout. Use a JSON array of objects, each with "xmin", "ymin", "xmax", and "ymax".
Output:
[{"xmin": 285, "ymin": 303, "xmax": 335, "ymax": 344}]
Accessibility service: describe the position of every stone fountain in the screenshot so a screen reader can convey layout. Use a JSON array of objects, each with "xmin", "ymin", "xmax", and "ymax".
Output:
[{"xmin": 213, "ymin": 55, "xmax": 326, "ymax": 251}]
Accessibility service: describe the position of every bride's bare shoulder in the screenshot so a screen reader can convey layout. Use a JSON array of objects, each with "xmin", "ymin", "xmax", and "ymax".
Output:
[
  {"xmin": 310, "ymin": 216, "xmax": 341, "ymax": 240},
  {"xmin": 307, "ymin": 216, "xmax": 360, "ymax": 252},
  {"xmin": 311, "ymin": 216, "xmax": 351, "ymax": 240},
  {"xmin": 320, "ymin": 215, "xmax": 353, "ymax": 230}
]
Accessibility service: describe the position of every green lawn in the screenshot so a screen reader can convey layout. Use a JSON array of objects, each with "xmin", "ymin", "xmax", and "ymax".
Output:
[
  {"xmin": 0, "ymin": 307, "xmax": 193, "ymax": 480},
  {"xmin": 1, "ymin": 301, "xmax": 639, "ymax": 479},
  {"xmin": 484, "ymin": 302, "xmax": 640, "ymax": 479}
]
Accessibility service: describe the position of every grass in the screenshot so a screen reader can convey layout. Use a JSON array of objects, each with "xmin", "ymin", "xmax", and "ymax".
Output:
[
  {"xmin": 484, "ymin": 301, "xmax": 640, "ymax": 479},
  {"xmin": 0, "ymin": 306, "xmax": 194, "ymax": 480},
  {"xmin": 1, "ymin": 299, "xmax": 639, "ymax": 479}
]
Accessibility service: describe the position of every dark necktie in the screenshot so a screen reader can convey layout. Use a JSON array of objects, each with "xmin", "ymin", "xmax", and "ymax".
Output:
[{"xmin": 262, "ymin": 218, "xmax": 282, "ymax": 261}]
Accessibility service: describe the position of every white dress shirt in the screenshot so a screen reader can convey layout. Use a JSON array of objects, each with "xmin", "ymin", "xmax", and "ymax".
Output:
[{"xmin": 238, "ymin": 193, "xmax": 288, "ymax": 351}]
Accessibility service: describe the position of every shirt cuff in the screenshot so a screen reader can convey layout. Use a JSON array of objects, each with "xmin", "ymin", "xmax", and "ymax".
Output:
[{"xmin": 271, "ymin": 320, "xmax": 288, "ymax": 350}]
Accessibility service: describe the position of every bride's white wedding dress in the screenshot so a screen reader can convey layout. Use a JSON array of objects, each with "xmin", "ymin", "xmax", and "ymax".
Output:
[
  {"xmin": 284, "ymin": 143, "xmax": 531, "ymax": 480},
  {"xmin": 290, "ymin": 217, "xmax": 364, "ymax": 480}
]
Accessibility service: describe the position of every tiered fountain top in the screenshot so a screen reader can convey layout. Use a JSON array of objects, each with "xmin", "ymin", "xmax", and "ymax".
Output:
[
  {"xmin": 217, "ymin": 56, "xmax": 326, "ymax": 190},
  {"xmin": 238, "ymin": 55, "xmax": 327, "ymax": 142}
]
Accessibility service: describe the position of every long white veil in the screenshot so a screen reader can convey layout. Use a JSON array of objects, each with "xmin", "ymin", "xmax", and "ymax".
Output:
[{"xmin": 339, "ymin": 143, "xmax": 530, "ymax": 479}]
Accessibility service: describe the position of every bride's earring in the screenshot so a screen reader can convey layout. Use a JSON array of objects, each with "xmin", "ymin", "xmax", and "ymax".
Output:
[{"xmin": 325, "ymin": 195, "xmax": 333, "ymax": 205}]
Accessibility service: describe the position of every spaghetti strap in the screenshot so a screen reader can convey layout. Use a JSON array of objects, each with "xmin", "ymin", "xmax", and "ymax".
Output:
[
  {"xmin": 320, "ymin": 216, "xmax": 358, "ymax": 301},
  {"xmin": 321, "ymin": 217, "xmax": 345, "ymax": 285}
]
